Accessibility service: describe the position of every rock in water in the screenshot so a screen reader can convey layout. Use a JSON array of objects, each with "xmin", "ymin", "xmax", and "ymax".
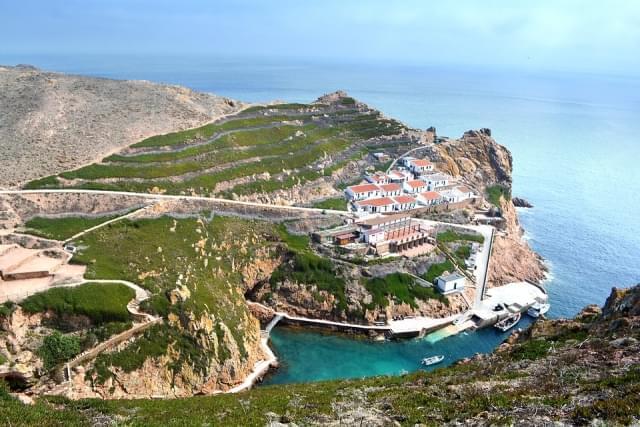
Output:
[{"xmin": 512, "ymin": 197, "xmax": 533, "ymax": 208}]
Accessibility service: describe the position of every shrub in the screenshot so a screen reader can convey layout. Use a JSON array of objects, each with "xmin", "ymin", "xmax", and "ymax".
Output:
[
  {"xmin": 423, "ymin": 260, "xmax": 455, "ymax": 283},
  {"xmin": 364, "ymin": 272, "xmax": 448, "ymax": 309},
  {"xmin": 486, "ymin": 184, "xmax": 511, "ymax": 206},
  {"xmin": 39, "ymin": 331, "xmax": 81, "ymax": 370},
  {"xmin": 21, "ymin": 283, "xmax": 134, "ymax": 325}
]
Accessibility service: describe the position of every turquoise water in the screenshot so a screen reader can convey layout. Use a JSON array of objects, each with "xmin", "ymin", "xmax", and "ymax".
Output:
[{"xmin": 2, "ymin": 54, "xmax": 639, "ymax": 383}]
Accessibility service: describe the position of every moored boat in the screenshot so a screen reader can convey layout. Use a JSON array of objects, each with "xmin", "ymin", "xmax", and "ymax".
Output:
[
  {"xmin": 421, "ymin": 355, "xmax": 445, "ymax": 366},
  {"xmin": 494, "ymin": 312, "xmax": 521, "ymax": 332},
  {"xmin": 527, "ymin": 302, "xmax": 551, "ymax": 318}
]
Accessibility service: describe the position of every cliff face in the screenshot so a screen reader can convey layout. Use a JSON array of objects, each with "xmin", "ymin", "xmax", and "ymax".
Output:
[
  {"xmin": 0, "ymin": 65, "xmax": 241, "ymax": 188},
  {"xmin": 5, "ymin": 285, "xmax": 638, "ymax": 425},
  {"xmin": 432, "ymin": 128, "xmax": 546, "ymax": 287}
]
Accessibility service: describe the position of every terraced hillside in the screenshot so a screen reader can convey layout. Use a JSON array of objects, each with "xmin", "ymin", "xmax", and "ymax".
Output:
[{"xmin": 25, "ymin": 93, "xmax": 412, "ymax": 203}]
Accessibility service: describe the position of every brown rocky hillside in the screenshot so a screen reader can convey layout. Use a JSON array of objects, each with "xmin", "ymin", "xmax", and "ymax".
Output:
[{"xmin": 0, "ymin": 65, "xmax": 241, "ymax": 188}]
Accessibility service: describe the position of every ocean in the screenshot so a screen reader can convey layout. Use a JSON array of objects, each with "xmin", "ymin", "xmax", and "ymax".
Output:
[{"xmin": 3, "ymin": 54, "xmax": 639, "ymax": 384}]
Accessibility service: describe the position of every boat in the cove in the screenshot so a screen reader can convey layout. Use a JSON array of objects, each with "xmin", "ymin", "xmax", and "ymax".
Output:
[
  {"xmin": 421, "ymin": 355, "xmax": 445, "ymax": 366},
  {"xmin": 494, "ymin": 312, "xmax": 521, "ymax": 332},
  {"xmin": 527, "ymin": 302, "xmax": 551, "ymax": 318}
]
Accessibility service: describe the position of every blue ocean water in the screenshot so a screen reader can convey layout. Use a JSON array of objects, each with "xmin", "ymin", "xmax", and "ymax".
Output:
[{"xmin": 2, "ymin": 54, "xmax": 639, "ymax": 383}]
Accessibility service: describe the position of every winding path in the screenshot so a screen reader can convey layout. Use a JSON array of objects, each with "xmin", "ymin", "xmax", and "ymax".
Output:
[{"xmin": 0, "ymin": 189, "xmax": 352, "ymax": 217}]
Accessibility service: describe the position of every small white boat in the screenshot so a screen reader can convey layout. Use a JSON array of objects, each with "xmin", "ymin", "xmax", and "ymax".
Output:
[
  {"xmin": 494, "ymin": 312, "xmax": 521, "ymax": 332},
  {"xmin": 527, "ymin": 302, "xmax": 550, "ymax": 318},
  {"xmin": 421, "ymin": 355, "xmax": 445, "ymax": 366}
]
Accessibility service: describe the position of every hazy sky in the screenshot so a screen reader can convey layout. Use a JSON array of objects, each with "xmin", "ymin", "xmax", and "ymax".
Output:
[{"xmin": 2, "ymin": 0, "xmax": 639, "ymax": 74}]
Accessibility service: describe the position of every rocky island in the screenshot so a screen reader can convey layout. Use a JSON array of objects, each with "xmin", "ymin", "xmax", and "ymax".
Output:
[{"xmin": 0, "ymin": 66, "xmax": 636, "ymax": 425}]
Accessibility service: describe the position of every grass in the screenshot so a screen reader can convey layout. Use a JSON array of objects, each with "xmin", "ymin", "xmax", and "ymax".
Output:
[
  {"xmin": 23, "ymin": 104, "xmax": 410, "ymax": 197},
  {"xmin": 363, "ymin": 272, "xmax": 448, "ymax": 309},
  {"xmin": 23, "ymin": 214, "xmax": 122, "ymax": 241},
  {"xmin": 67, "ymin": 215, "xmax": 281, "ymax": 384},
  {"xmin": 423, "ymin": 259, "xmax": 455, "ymax": 283},
  {"xmin": 311, "ymin": 197, "xmax": 348, "ymax": 211},
  {"xmin": 270, "ymin": 251, "xmax": 347, "ymax": 313},
  {"xmin": 437, "ymin": 230, "xmax": 484, "ymax": 244},
  {"xmin": 20, "ymin": 282, "xmax": 135, "ymax": 324},
  {"xmin": 486, "ymin": 184, "xmax": 511, "ymax": 206}
]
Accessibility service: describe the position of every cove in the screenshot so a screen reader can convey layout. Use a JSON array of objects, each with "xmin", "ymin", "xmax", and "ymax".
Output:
[{"xmin": 262, "ymin": 318, "xmax": 533, "ymax": 385}]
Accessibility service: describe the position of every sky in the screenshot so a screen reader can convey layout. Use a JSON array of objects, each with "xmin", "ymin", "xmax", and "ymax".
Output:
[{"xmin": 1, "ymin": 0, "xmax": 639, "ymax": 74}]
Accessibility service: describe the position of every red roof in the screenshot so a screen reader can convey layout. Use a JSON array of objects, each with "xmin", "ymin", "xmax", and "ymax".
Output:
[
  {"xmin": 420, "ymin": 191, "xmax": 442, "ymax": 200},
  {"xmin": 411, "ymin": 159, "xmax": 432, "ymax": 167},
  {"xmin": 406, "ymin": 180, "xmax": 425, "ymax": 189},
  {"xmin": 357, "ymin": 197, "xmax": 396, "ymax": 207},
  {"xmin": 379, "ymin": 183, "xmax": 401, "ymax": 192},
  {"xmin": 394, "ymin": 195, "xmax": 416, "ymax": 204},
  {"xmin": 348, "ymin": 183, "xmax": 379, "ymax": 193}
]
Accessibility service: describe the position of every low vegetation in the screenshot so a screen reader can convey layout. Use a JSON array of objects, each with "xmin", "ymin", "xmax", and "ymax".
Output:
[
  {"xmin": 364, "ymin": 272, "xmax": 448, "ymax": 309},
  {"xmin": 21, "ymin": 282, "xmax": 134, "ymax": 325},
  {"xmin": 423, "ymin": 259, "xmax": 455, "ymax": 283},
  {"xmin": 38, "ymin": 331, "xmax": 81, "ymax": 370},
  {"xmin": 23, "ymin": 215, "xmax": 122, "ymax": 241},
  {"xmin": 437, "ymin": 229, "xmax": 484, "ymax": 244},
  {"xmin": 311, "ymin": 197, "xmax": 348, "ymax": 211},
  {"xmin": 24, "ymin": 99, "xmax": 410, "ymax": 198},
  {"xmin": 486, "ymin": 184, "xmax": 511, "ymax": 206}
]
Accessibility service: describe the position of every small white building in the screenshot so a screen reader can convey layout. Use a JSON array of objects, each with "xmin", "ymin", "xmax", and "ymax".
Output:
[
  {"xmin": 416, "ymin": 191, "xmax": 444, "ymax": 206},
  {"xmin": 345, "ymin": 183, "xmax": 381, "ymax": 201},
  {"xmin": 436, "ymin": 272, "xmax": 466, "ymax": 294},
  {"xmin": 421, "ymin": 173, "xmax": 451, "ymax": 191},
  {"xmin": 439, "ymin": 186, "xmax": 474, "ymax": 204},
  {"xmin": 393, "ymin": 195, "xmax": 417, "ymax": 211},
  {"xmin": 400, "ymin": 156, "xmax": 417, "ymax": 167},
  {"xmin": 354, "ymin": 197, "xmax": 397, "ymax": 214},
  {"xmin": 407, "ymin": 158, "xmax": 434, "ymax": 175},
  {"xmin": 364, "ymin": 172, "xmax": 390, "ymax": 185},
  {"xmin": 403, "ymin": 179, "xmax": 428, "ymax": 194},
  {"xmin": 388, "ymin": 169, "xmax": 412, "ymax": 183},
  {"xmin": 378, "ymin": 183, "xmax": 402, "ymax": 197}
]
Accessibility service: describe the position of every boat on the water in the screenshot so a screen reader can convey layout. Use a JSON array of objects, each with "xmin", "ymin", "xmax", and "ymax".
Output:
[
  {"xmin": 494, "ymin": 312, "xmax": 521, "ymax": 332},
  {"xmin": 421, "ymin": 355, "xmax": 445, "ymax": 366},
  {"xmin": 527, "ymin": 302, "xmax": 550, "ymax": 318}
]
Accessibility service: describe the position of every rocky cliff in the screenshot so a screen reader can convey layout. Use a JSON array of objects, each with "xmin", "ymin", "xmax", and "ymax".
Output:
[
  {"xmin": 431, "ymin": 128, "xmax": 546, "ymax": 286},
  {"xmin": 3, "ymin": 284, "xmax": 638, "ymax": 425},
  {"xmin": 0, "ymin": 65, "xmax": 241, "ymax": 188}
]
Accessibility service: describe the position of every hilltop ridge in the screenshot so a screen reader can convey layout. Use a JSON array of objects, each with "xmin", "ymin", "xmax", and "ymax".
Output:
[{"xmin": 0, "ymin": 65, "xmax": 241, "ymax": 188}]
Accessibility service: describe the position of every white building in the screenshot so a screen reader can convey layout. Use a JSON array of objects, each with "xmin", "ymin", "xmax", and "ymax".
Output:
[
  {"xmin": 345, "ymin": 183, "xmax": 381, "ymax": 201},
  {"xmin": 407, "ymin": 159, "xmax": 434, "ymax": 175},
  {"xmin": 393, "ymin": 195, "xmax": 417, "ymax": 211},
  {"xmin": 400, "ymin": 156, "xmax": 417, "ymax": 167},
  {"xmin": 436, "ymin": 272, "xmax": 466, "ymax": 294},
  {"xmin": 421, "ymin": 172, "xmax": 451, "ymax": 191},
  {"xmin": 364, "ymin": 172, "xmax": 390, "ymax": 185},
  {"xmin": 354, "ymin": 196, "xmax": 397, "ymax": 214},
  {"xmin": 438, "ymin": 186, "xmax": 474, "ymax": 204},
  {"xmin": 416, "ymin": 191, "xmax": 444, "ymax": 206},
  {"xmin": 388, "ymin": 169, "xmax": 412, "ymax": 183},
  {"xmin": 403, "ymin": 179, "xmax": 428, "ymax": 194},
  {"xmin": 378, "ymin": 183, "xmax": 402, "ymax": 197}
]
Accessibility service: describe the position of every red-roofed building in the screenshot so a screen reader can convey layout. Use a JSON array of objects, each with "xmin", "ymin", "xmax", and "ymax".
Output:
[
  {"xmin": 393, "ymin": 195, "xmax": 417, "ymax": 211},
  {"xmin": 345, "ymin": 183, "xmax": 381, "ymax": 201},
  {"xmin": 379, "ymin": 183, "xmax": 402, "ymax": 197},
  {"xmin": 402, "ymin": 179, "xmax": 427, "ymax": 194},
  {"xmin": 354, "ymin": 197, "xmax": 397, "ymax": 214},
  {"xmin": 407, "ymin": 158, "xmax": 434, "ymax": 174},
  {"xmin": 388, "ymin": 169, "xmax": 412, "ymax": 183},
  {"xmin": 417, "ymin": 191, "xmax": 444, "ymax": 206},
  {"xmin": 364, "ymin": 172, "xmax": 390, "ymax": 185}
]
